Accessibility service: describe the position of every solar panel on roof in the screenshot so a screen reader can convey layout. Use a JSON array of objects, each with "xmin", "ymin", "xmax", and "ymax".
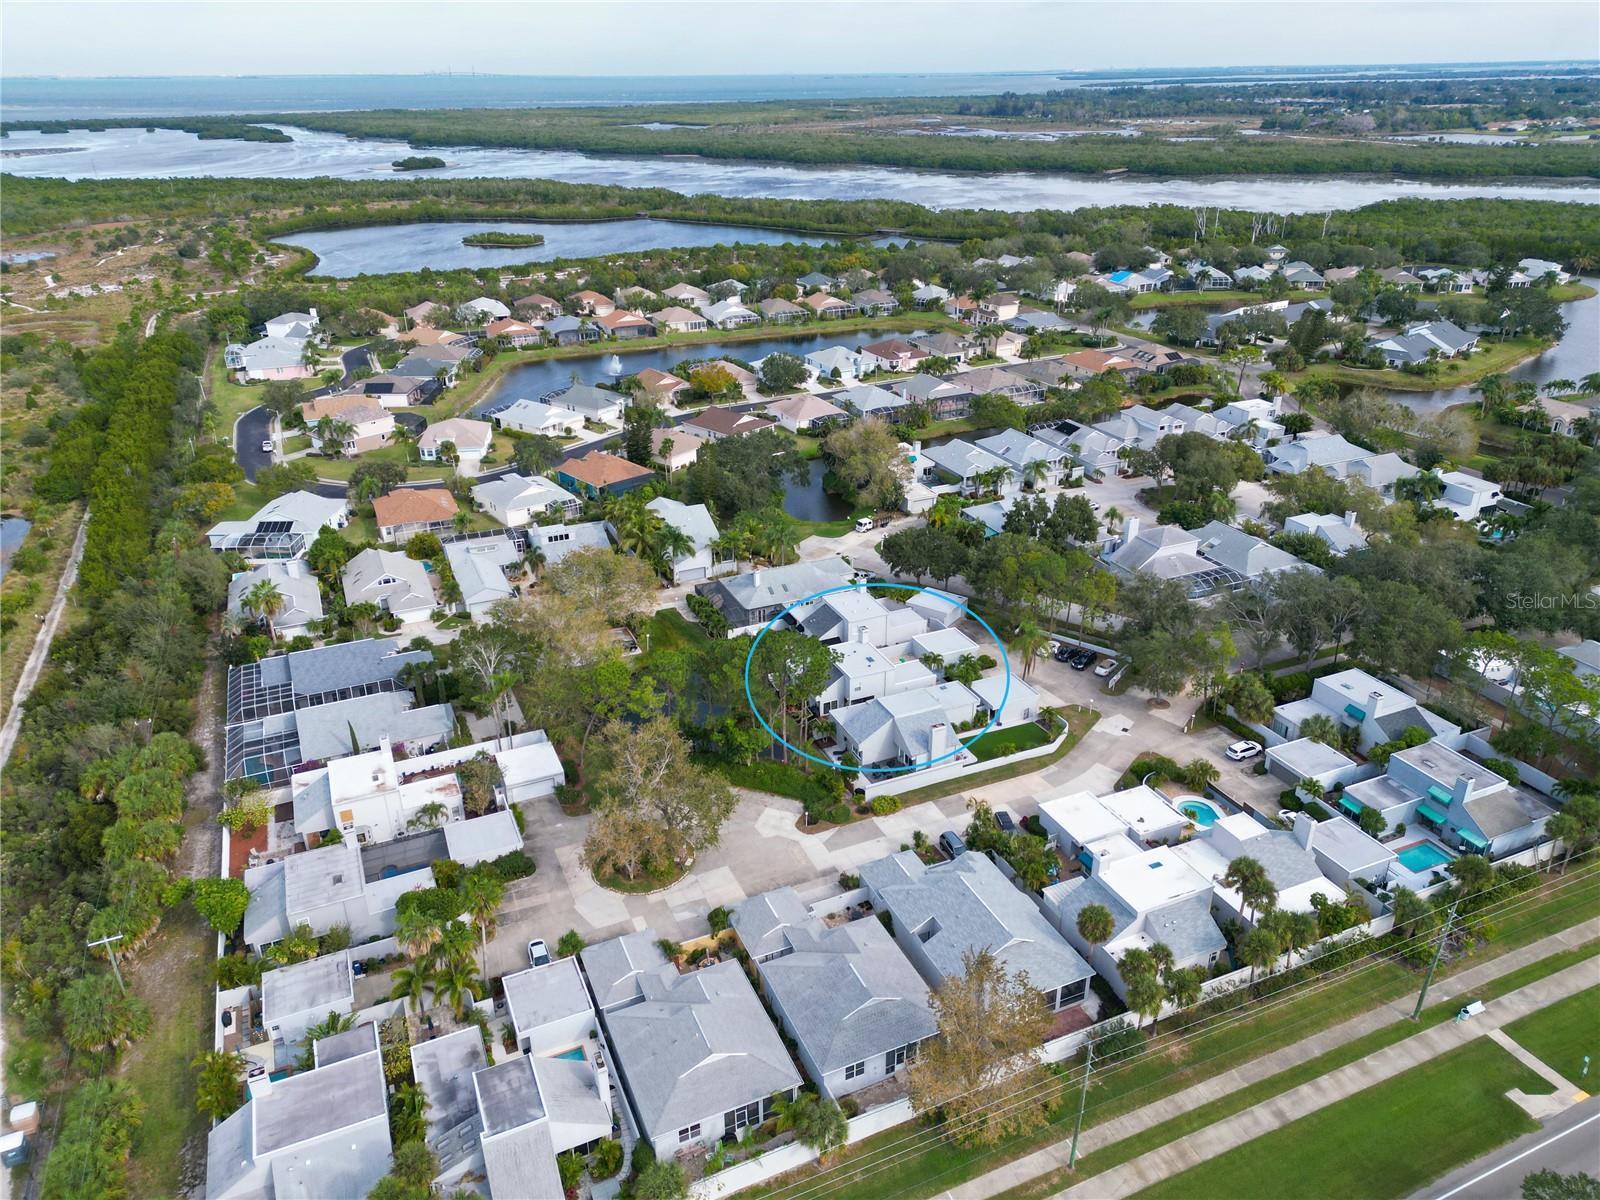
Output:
[{"xmin": 253, "ymin": 520, "xmax": 295, "ymax": 535}]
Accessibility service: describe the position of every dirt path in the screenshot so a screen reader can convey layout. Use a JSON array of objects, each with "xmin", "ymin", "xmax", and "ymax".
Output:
[
  {"xmin": 0, "ymin": 511, "xmax": 87, "ymax": 764},
  {"xmin": 115, "ymin": 625, "xmax": 226, "ymax": 1198}
]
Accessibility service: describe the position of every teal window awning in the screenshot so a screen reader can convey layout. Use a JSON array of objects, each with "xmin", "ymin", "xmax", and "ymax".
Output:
[
  {"xmin": 1338, "ymin": 796, "xmax": 1363, "ymax": 817},
  {"xmin": 1343, "ymin": 704, "xmax": 1367, "ymax": 721},
  {"xmin": 1416, "ymin": 802, "xmax": 1446, "ymax": 826},
  {"xmin": 1427, "ymin": 785, "xmax": 1454, "ymax": 807},
  {"xmin": 1458, "ymin": 829, "xmax": 1490, "ymax": 851}
]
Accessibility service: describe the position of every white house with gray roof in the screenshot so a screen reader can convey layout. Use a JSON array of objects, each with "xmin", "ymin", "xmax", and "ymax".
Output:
[
  {"xmin": 241, "ymin": 839, "xmax": 435, "ymax": 953},
  {"xmin": 1043, "ymin": 844, "xmax": 1225, "ymax": 1005},
  {"xmin": 342, "ymin": 548, "xmax": 435, "ymax": 625},
  {"xmin": 1284, "ymin": 511, "xmax": 1367, "ymax": 555},
  {"xmin": 491, "ymin": 398, "xmax": 587, "ymax": 438},
  {"xmin": 226, "ymin": 561, "xmax": 324, "ymax": 638},
  {"xmin": 445, "ymin": 534, "xmax": 523, "ymax": 621},
  {"xmin": 208, "ymin": 491, "xmax": 350, "ymax": 562},
  {"xmin": 859, "ymin": 850, "xmax": 1094, "ymax": 1014},
  {"xmin": 504, "ymin": 957, "xmax": 595, "ymax": 1056},
  {"xmin": 731, "ymin": 887, "xmax": 938, "ymax": 1100},
  {"xmin": 205, "ymin": 1021, "xmax": 391, "ymax": 1200},
  {"xmin": 1271, "ymin": 667, "xmax": 1459, "ymax": 755},
  {"xmin": 259, "ymin": 949, "xmax": 355, "ymax": 1057},
  {"xmin": 976, "ymin": 428, "xmax": 1074, "ymax": 486},
  {"xmin": 471, "ymin": 472, "xmax": 580, "ymax": 526},
  {"xmin": 831, "ymin": 681, "xmax": 983, "ymax": 772},
  {"xmin": 918, "ymin": 438, "xmax": 1013, "ymax": 493},
  {"xmin": 645, "ymin": 496, "xmax": 733, "ymax": 583},
  {"xmin": 583, "ymin": 936, "xmax": 801, "ymax": 1157},
  {"xmin": 694, "ymin": 556, "xmax": 856, "ymax": 635},
  {"xmin": 1103, "ymin": 518, "xmax": 1311, "ymax": 599},
  {"xmin": 1170, "ymin": 813, "xmax": 1345, "ymax": 924},
  {"xmin": 1265, "ymin": 432, "xmax": 1373, "ymax": 477}
]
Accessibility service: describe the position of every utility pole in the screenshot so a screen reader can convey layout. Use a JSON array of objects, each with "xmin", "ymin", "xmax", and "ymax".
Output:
[
  {"xmin": 87, "ymin": 932, "xmax": 126, "ymax": 995},
  {"xmin": 1411, "ymin": 901, "xmax": 1458, "ymax": 1020},
  {"xmin": 1069, "ymin": 1040, "xmax": 1094, "ymax": 1169}
]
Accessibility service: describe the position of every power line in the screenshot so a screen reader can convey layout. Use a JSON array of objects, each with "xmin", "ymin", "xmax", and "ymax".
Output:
[
  {"xmin": 785, "ymin": 874, "xmax": 1600, "ymax": 1200},
  {"xmin": 763, "ymin": 863, "xmax": 1600, "ymax": 1200}
]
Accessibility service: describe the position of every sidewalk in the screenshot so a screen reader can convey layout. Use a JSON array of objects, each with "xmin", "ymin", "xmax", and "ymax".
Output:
[
  {"xmin": 937, "ymin": 918, "xmax": 1599, "ymax": 1200},
  {"xmin": 1058, "ymin": 954, "xmax": 1598, "ymax": 1198}
]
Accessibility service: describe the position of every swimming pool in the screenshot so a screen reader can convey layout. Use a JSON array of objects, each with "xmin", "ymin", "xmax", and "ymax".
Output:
[
  {"xmin": 1179, "ymin": 799, "xmax": 1220, "ymax": 827},
  {"xmin": 553, "ymin": 1046, "xmax": 586, "ymax": 1062},
  {"xmin": 1397, "ymin": 841, "xmax": 1453, "ymax": 873}
]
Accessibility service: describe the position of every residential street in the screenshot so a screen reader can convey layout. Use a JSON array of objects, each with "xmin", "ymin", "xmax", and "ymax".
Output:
[
  {"xmin": 1417, "ymin": 1099, "xmax": 1600, "ymax": 1200},
  {"xmin": 929, "ymin": 919, "xmax": 1600, "ymax": 1200}
]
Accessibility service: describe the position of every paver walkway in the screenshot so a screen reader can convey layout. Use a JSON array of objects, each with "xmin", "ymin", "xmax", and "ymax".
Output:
[
  {"xmin": 1057, "ymin": 955, "xmax": 1598, "ymax": 1198},
  {"xmin": 934, "ymin": 918, "xmax": 1600, "ymax": 1200}
]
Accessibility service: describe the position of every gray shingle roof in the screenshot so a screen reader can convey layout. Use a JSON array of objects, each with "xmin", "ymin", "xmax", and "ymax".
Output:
[
  {"xmin": 602, "ymin": 958, "xmax": 800, "ymax": 1138},
  {"xmin": 860, "ymin": 851, "xmax": 1092, "ymax": 990},
  {"xmin": 756, "ymin": 912, "xmax": 937, "ymax": 1074},
  {"xmin": 579, "ymin": 931, "xmax": 670, "ymax": 1010}
]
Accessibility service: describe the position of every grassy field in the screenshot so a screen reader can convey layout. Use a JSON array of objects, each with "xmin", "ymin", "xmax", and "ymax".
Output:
[
  {"xmin": 1502, "ymin": 983, "xmax": 1600, "ymax": 1085},
  {"xmin": 751, "ymin": 861, "xmax": 1600, "ymax": 1200},
  {"xmin": 996, "ymin": 941, "xmax": 1600, "ymax": 1200},
  {"xmin": 1286, "ymin": 335, "xmax": 1552, "ymax": 393},
  {"xmin": 970, "ymin": 721, "xmax": 1055, "ymax": 761},
  {"xmin": 1131, "ymin": 1038, "xmax": 1547, "ymax": 1200},
  {"xmin": 1129, "ymin": 289, "xmax": 1256, "ymax": 311}
]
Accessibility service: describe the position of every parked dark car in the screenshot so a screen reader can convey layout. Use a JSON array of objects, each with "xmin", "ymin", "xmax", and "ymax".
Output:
[
  {"xmin": 1068, "ymin": 647, "xmax": 1098, "ymax": 671},
  {"xmin": 994, "ymin": 810, "xmax": 1017, "ymax": 834},
  {"xmin": 1052, "ymin": 643, "xmax": 1076, "ymax": 663},
  {"xmin": 938, "ymin": 831, "xmax": 966, "ymax": 860}
]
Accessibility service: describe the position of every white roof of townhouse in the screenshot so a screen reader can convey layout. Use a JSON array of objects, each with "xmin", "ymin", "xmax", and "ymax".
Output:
[
  {"xmin": 860, "ymin": 850, "xmax": 1092, "ymax": 987},
  {"xmin": 471, "ymin": 472, "xmax": 579, "ymax": 515},
  {"xmin": 647, "ymin": 496, "xmax": 719, "ymax": 554},
  {"xmin": 503, "ymin": 956, "xmax": 592, "ymax": 1036},
  {"xmin": 445, "ymin": 534, "xmax": 521, "ymax": 605}
]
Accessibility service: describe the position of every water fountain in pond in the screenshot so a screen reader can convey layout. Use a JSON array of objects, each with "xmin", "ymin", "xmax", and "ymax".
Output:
[{"xmin": 603, "ymin": 354, "xmax": 624, "ymax": 377}]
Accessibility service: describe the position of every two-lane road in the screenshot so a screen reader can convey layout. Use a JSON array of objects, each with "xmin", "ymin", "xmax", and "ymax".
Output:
[{"xmin": 1415, "ymin": 1098, "xmax": 1599, "ymax": 1200}]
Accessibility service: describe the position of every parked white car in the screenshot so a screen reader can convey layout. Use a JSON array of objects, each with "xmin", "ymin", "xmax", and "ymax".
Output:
[
  {"xmin": 1094, "ymin": 657, "xmax": 1117, "ymax": 678},
  {"xmin": 527, "ymin": 939, "xmax": 551, "ymax": 967},
  {"xmin": 1225, "ymin": 740, "xmax": 1263, "ymax": 761}
]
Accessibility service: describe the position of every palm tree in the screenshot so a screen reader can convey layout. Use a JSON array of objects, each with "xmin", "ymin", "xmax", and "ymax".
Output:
[
  {"xmin": 1076, "ymin": 903, "xmax": 1114, "ymax": 948},
  {"xmin": 1299, "ymin": 778, "xmax": 1326, "ymax": 803},
  {"xmin": 1148, "ymin": 942, "xmax": 1175, "ymax": 979},
  {"xmin": 431, "ymin": 919, "xmax": 477, "ymax": 976},
  {"xmin": 926, "ymin": 493, "xmax": 965, "ymax": 531},
  {"xmin": 243, "ymin": 578, "xmax": 286, "ymax": 639},
  {"xmin": 1021, "ymin": 459, "xmax": 1051, "ymax": 492},
  {"xmin": 1222, "ymin": 855, "xmax": 1276, "ymax": 925},
  {"xmin": 1237, "ymin": 926, "xmax": 1279, "ymax": 983},
  {"xmin": 389, "ymin": 962, "xmax": 433, "ymax": 1013},
  {"xmin": 1012, "ymin": 622, "xmax": 1050, "ymax": 681},
  {"xmin": 524, "ymin": 544, "xmax": 547, "ymax": 585},
  {"xmin": 459, "ymin": 869, "xmax": 505, "ymax": 976},
  {"xmin": 651, "ymin": 522, "xmax": 695, "ymax": 581},
  {"xmin": 432, "ymin": 957, "xmax": 485, "ymax": 1019},
  {"xmin": 1102, "ymin": 505, "xmax": 1124, "ymax": 536},
  {"xmin": 394, "ymin": 906, "xmax": 442, "ymax": 962},
  {"xmin": 407, "ymin": 801, "xmax": 449, "ymax": 831},
  {"xmin": 392, "ymin": 422, "xmax": 416, "ymax": 462},
  {"xmin": 1182, "ymin": 759, "xmax": 1220, "ymax": 793},
  {"xmin": 1282, "ymin": 910, "xmax": 1319, "ymax": 969},
  {"xmin": 1163, "ymin": 965, "xmax": 1204, "ymax": 1016}
]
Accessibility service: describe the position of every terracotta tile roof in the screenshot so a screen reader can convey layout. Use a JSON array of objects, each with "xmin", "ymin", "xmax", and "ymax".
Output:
[
  {"xmin": 373, "ymin": 488, "xmax": 459, "ymax": 528},
  {"xmin": 561, "ymin": 450, "xmax": 654, "ymax": 489}
]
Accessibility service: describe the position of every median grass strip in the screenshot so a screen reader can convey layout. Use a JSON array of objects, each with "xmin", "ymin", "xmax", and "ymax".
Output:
[
  {"xmin": 1131, "ymin": 1037, "xmax": 1549, "ymax": 1200},
  {"xmin": 1501, "ymin": 983, "xmax": 1600, "ymax": 1086},
  {"xmin": 751, "ymin": 864, "xmax": 1599, "ymax": 1200},
  {"xmin": 995, "ymin": 940, "xmax": 1600, "ymax": 1200}
]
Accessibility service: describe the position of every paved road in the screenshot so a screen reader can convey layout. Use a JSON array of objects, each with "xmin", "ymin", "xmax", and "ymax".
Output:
[
  {"xmin": 1054, "ymin": 951, "xmax": 1600, "ymax": 1199},
  {"xmin": 1419, "ymin": 1099, "xmax": 1600, "ymax": 1200},
  {"xmin": 0, "ymin": 512, "xmax": 87, "ymax": 768},
  {"xmin": 236, "ymin": 405, "xmax": 274, "ymax": 481}
]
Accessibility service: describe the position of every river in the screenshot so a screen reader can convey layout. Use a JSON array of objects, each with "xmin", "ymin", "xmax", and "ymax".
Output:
[
  {"xmin": 4, "ymin": 125, "xmax": 1597, "ymax": 214},
  {"xmin": 282, "ymin": 219, "xmax": 835, "ymax": 277}
]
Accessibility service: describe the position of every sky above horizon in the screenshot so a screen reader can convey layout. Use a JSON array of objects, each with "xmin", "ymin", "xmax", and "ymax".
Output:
[{"xmin": 2, "ymin": 1, "xmax": 1596, "ymax": 79}]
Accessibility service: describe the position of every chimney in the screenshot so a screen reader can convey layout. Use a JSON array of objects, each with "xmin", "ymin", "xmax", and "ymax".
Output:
[
  {"xmin": 752, "ymin": 569, "xmax": 763, "ymax": 589},
  {"xmin": 1368, "ymin": 691, "xmax": 1383, "ymax": 717},
  {"xmin": 309, "ymin": 306, "xmax": 319, "ymax": 323},
  {"xmin": 1123, "ymin": 516, "xmax": 1141, "ymax": 545},
  {"xmin": 591, "ymin": 1045, "xmax": 610, "ymax": 1108},
  {"xmin": 1343, "ymin": 511, "xmax": 1358, "ymax": 528},
  {"xmin": 927, "ymin": 723, "xmax": 954, "ymax": 761},
  {"xmin": 1453, "ymin": 775, "xmax": 1474, "ymax": 805},
  {"xmin": 1292, "ymin": 810, "xmax": 1316, "ymax": 850}
]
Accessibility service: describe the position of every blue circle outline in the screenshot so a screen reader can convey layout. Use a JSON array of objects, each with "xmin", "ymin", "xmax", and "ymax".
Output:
[{"xmin": 742, "ymin": 582, "xmax": 1012, "ymax": 774}]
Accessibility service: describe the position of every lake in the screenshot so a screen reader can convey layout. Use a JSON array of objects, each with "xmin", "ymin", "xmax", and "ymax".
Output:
[
  {"xmin": 5, "ymin": 125, "xmax": 1597, "ymax": 214},
  {"xmin": 1385, "ymin": 278, "xmax": 1600, "ymax": 413},
  {"xmin": 475, "ymin": 329, "xmax": 893, "ymax": 417},
  {"xmin": 283, "ymin": 219, "xmax": 835, "ymax": 276},
  {"xmin": 0, "ymin": 516, "xmax": 32, "ymax": 582}
]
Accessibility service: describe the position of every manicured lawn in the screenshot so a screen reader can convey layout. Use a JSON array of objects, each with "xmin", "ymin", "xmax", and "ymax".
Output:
[
  {"xmin": 1131, "ymin": 1038, "xmax": 1546, "ymax": 1200},
  {"xmin": 888, "ymin": 705, "xmax": 1099, "ymax": 808},
  {"xmin": 997, "ymin": 941, "xmax": 1600, "ymax": 1200},
  {"xmin": 969, "ymin": 721, "xmax": 1055, "ymax": 762},
  {"xmin": 1502, "ymin": 984, "xmax": 1600, "ymax": 1085},
  {"xmin": 1287, "ymin": 335, "xmax": 1552, "ymax": 393},
  {"xmin": 752, "ymin": 863, "xmax": 1600, "ymax": 1200},
  {"xmin": 207, "ymin": 351, "xmax": 270, "ymax": 434},
  {"xmin": 1129, "ymin": 289, "xmax": 1258, "ymax": 310},
  {"xmin": 640, "ymin": 608, "xmax": 712, "ymax": 657}
]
